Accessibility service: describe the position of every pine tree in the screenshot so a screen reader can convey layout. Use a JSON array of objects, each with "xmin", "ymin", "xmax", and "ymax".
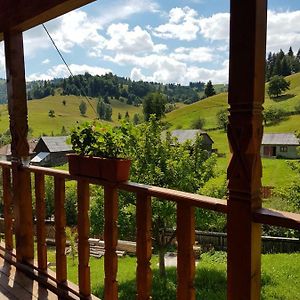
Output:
[
  {"xmin": 204, "ymin": 80, "xmax": 216, "ymax": 97},
  {"xmin": 281, "ymin": 57, "xmax": 291, "ymax": 76},
  {"xmin": 272, "ymin": 56, "xmax": 282, "ymax": 76},
  {"xmin": 288, "ymin": 46, "xmax": 294, "ymax": 57},
  {"xmin": 297, "ymin": 48, "xmax": 300, "ymax": 61}
]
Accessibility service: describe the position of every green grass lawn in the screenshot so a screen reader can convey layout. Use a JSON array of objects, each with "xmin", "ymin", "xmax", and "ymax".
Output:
[
  {"xmin": 0, "ymin": 95, "xmax": 143, "ymax": 136},
  {"xmin": 47, "ymin": 250, "xmax": 300, "ymax": 299}
]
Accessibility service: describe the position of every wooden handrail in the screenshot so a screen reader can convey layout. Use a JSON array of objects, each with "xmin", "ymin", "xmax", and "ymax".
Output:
[
  {"xmin": 0, "ymin": 161, "xmax": 299, "ymax": 229},
  {"xmin": 0, "ymin": 160, "xmax": 300, "ymax": 300}
]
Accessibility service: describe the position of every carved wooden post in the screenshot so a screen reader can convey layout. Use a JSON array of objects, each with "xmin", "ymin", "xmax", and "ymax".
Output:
[
  {"xmin": 4, "ymin": 30, "xmax": 33, "ymax": 263},
  {"xmin": 227, "ymin": 1, "xmax": 267, "ymax": 299}
]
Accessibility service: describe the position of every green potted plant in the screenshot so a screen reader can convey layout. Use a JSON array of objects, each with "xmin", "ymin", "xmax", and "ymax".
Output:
[{"xmin": 68, "ymin": 122, "xmax": 134, "ymax": 182}]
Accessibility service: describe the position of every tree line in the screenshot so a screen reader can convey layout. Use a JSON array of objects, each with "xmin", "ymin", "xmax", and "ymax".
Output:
[{"xmin": 266, "ymin": 47, "xmax": 300, "ymax": 81}]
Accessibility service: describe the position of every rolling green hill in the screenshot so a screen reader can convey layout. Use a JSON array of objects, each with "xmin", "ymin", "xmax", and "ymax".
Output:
[
  {"xmin": 165, "ymin": 73, "xmax": 300, "ymax": 189},
  {"xmin": 0, "ymin": 94, "xmax": 143, "ymax": 136},
  {"xmin": 166, "ymin": 72, "xmax": 300, "ymax": 130}
]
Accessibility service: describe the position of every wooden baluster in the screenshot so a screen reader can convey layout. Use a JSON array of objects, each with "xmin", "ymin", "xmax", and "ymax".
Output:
[
  {"xmin": 136, "ymin": 192, "xmax": 152, "ymax": 300},
  {"xmin": 77, "ymin": 180, "xmax": 91, "ymax": 298},
  {"xmin": 176, "ymin": 203, "xmax": 195, "ymax": 300},
  {"xmin": 227, "ymin": 0, "xmax": 267, "ymax": 299},
  {"xmin": 104, "ymin": 185, "xmax": 118, "ymax": 300},
  {"xmin": 12, "ymin": 163, "xmax": 34, "ymax": 263},
  {"xmin": 2, "ymin": 168, "xmax": 13, "ymax": 251},
  {"xmin": 35, "ymin": 173, "xmax": 47, "ymax": 271},
  {"xmin": 54, "ymin": 177, "xmax": 67, "ymax": 284}
]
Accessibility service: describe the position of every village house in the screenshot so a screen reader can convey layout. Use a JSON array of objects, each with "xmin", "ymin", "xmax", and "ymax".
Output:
[
  {"xmin": 0, "ymin": 139, "xmax": 37, "ymax": 161},
  {"xmin": 31, "ymin": 136, "xmax": 72, "ymax": 166},
  {"xmin": 171, "ymin": 129, "xmax": 214, "ymax": 152},
  {"xmin": 261, "ymin": 133, "xmax": 299, "ymax": 159}
]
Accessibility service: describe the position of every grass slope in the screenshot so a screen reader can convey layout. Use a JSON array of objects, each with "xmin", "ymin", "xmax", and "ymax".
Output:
[
  {"xmin": 166, "ymin": 72, "xmax": 300, "ymax": 130},
  {"xmin": 165, "ymin": 73, "xmax": 300, "ymax": 189},
  {"xmin": 0, "ymin": 95, "xmax": 142, "ymax": 136}
]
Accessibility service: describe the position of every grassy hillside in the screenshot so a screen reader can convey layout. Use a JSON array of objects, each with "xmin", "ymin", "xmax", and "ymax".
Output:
[
  {"xmin": 0, "ymin": 95, "xmax": 142, "ymax": 136},
  {"xmin": 166, "ymin": 72, "xmax": 300, "ymax": 130},
  {"xmin": 165, "ymin": 73, "xmax": 300, "ymax": 189}
]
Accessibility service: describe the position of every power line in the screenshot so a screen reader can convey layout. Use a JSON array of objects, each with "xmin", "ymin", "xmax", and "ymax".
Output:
[{"xmin": 42, "ymin": 23, "xmax": 97, "ymax": 116}]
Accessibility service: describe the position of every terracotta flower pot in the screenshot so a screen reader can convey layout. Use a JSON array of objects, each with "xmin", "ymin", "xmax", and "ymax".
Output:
[{"xmin": 68, "ymin": 154, "xmax": 131, "ymax": 182}]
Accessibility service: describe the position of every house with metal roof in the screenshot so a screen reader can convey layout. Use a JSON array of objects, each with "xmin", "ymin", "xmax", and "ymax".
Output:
[
  {"xmin": 31, "ymin": 136, "xmax": 73, "ymax": 166},
  {"xmin": 260, "ymin": 133, "xmax": 300, "ymax": 159},
  {"xmin": 0, "ymin": 139, "xmax": 38, "ymax": 161},
  {"xmin": 171, "ymin": 129, "xmax": 214, "ymax": 152}
]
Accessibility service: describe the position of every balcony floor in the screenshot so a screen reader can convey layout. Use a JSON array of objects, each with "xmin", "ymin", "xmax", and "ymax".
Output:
[{"xmin": 0, "ymin": 256, "xmax": 59, "ymax": 300}]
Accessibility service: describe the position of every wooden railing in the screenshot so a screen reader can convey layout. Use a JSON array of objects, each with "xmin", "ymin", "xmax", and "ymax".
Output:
[{"xmin": 0, "ymin": 160, "xmax": 299, "ymax": 299}]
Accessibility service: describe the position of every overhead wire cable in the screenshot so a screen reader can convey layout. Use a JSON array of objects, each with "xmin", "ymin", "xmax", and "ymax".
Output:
[{"xmin": 42, "ymin": 23, "xmax": 97, "ymax": 116}]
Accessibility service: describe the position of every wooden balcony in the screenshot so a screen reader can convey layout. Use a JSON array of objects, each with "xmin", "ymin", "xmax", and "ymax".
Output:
[{"xmin": 0, "ymin": 160, "xmax": 299, "ymax": 299}]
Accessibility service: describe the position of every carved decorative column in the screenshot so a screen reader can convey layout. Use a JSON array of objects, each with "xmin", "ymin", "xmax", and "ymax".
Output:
[
  {"xmin": 227, "ymin": 1, "xmax": 267, "ymax": 299},
  {"xmin": 4, "ymin": 30, "xmax": 34, "ymax": 263}
]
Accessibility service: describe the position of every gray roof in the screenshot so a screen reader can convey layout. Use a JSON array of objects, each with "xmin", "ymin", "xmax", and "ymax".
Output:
[
  {"xmin": 262, "ymin": 133, "xmax": 299, "ymax": 145},
  {"xmin": 40, "ymin": 136, "xmax": 72, "ymax": 152},
  {"xmin": 171, "ymin": 130, "xmax": 213, "ymax": 144}
]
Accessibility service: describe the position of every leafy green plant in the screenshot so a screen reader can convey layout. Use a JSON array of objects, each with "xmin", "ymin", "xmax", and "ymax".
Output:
[{"xmin": 69, "ymin": 122, "xmax": 135, "ymax": 159}]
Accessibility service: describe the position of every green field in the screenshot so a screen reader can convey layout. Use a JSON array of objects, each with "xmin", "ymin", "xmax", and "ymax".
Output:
[
  {"xmin": 166, "ymin": 72, "xmax": 300, "ymax": 130},
  {"xmin": 0, "ymin": 95, "xmax": 143, "ymax": 136},
  {"xmin": 47, "ymin": 250, "xmax": 300, "ymax": 299},
  {"xmin": 165, "ymin": 73, "xmax": 300, "ymax": 191}
]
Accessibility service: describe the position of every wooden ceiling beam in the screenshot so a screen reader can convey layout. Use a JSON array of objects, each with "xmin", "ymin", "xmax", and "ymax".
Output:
[{"xmin": 0, "ymin": 0, "xmax": 95, "ymax": 41}]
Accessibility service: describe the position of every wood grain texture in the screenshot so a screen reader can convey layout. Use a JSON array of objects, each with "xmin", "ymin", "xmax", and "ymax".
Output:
[
  {"xmin": 77, "ymin": 180, "xmax": 91, "ymax": 298},
  {"xmin": 104, "ymin": 186, "xmax": 118, "ymax": 300},
  {"xmin": 4, "ymin": 31, "xmax": 29, "ymax": 159},
  {"xmin": 12, "ymin": 163, "xmax": 34, "ymax": 264},
  {"xmin": 176, "ymin": 203, "xmax": 195, "ymax": 300},
  {"xmin": 35, "ymin": 173, "xmax": 47, "ymax": 271},
  {"xmin": 54, "ymin": 177, "xmax": 67, "ymax": 284},
  {"xmin": 136, "ymin": 192, "xmax": 152, "ymax": 300},
  {"xmin": 2, "ymin": 168, "xmax": 13, "ymax": 251},
  {"xmin": 227, "ymin": 0, "xmax": 267, "ymax": 299}
]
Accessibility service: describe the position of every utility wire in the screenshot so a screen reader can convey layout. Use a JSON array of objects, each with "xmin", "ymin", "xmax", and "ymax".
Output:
[{"xmin": 42, "ymin": 23, "xmax": 98, "ymax": 116}]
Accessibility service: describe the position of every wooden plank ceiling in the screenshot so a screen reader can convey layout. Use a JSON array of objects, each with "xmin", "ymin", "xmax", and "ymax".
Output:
[{"xmin": 0, "ymin": 0, "xmax": 95, "ymax": 41}]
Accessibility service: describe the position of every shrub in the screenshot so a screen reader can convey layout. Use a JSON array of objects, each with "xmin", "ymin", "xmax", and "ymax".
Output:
[{"xmin": 191, "ymin": 117, "xmax": 206, "ymax": 129}]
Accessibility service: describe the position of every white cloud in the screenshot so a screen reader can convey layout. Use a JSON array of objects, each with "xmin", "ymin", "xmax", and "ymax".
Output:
[
  {"xmin": 267, "ymin": 10, "xmax": 300, "ymax": 53},
  {"xmin": 105, "ymin": 52, "xmax": 228, "ymax": 84},
  {"xmin": 49, "ymin": 10, "xmax": 106, "ymax": 53},
  {"xmin": 23, "ymin": 10, "xmax": 106, "ymax": 57},
  {"xmin": 105, "ymin": 23, "xmax": 167, "ymax": 54},
  {"xmin": 199, "ymin": 13, "xmax": 229, "ymax": 41},
  {"xmin": 95, "ymin": 0, "xmax": 160, "ymax": 27},
  {"xmin": 152, "ymin": 7, "xmax": 201, "ymax": 41},
  {"xmin": 171, "ymin": 46, "xmax": 215, "ymax": 63},
  {"xmin": 42, "ymin": 59, "xmax": 50, "ymax": 64},
  {"xmin": 27, "ymin": 64, "xmax": 111, "ymax": 81}
]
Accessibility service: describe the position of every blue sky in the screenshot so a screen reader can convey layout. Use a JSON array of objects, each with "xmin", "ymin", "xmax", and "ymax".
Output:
[{"xmin": 0, "ymin": 0, "xmax": 300, "ymax": 84}]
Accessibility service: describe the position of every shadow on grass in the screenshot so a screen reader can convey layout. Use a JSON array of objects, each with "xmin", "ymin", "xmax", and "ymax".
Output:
[
  {"xmin": 92, "ymin": 266, "xmax": 275, "ymax": 300},
  {"xmin": 271, "ymin": 94, "xmax": 295, "ymax": 102},
  {"xmin": 92, "ymin": 267, "xmax": 227, "ymax": 300}
]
